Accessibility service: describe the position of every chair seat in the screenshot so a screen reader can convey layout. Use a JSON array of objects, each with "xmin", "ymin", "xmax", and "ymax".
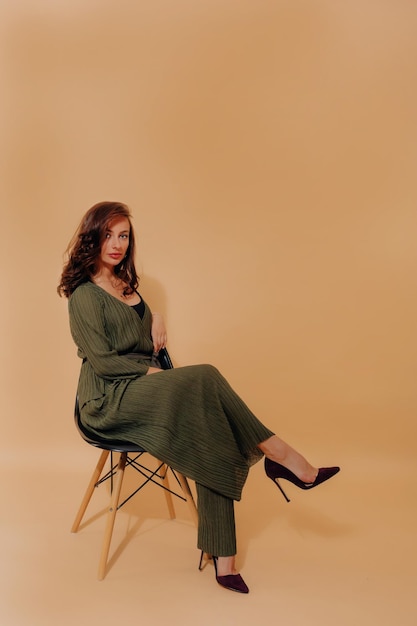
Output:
[{"xmin": 76, "ymin": 415, "xmax": 147, "ymax": 453}]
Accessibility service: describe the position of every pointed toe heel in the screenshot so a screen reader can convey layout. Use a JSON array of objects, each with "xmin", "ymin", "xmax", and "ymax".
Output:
[
  {"xmin": 264, "ymin": 458, "xmax": 340, "ymax": 502},
  {"xmin": 216, "ymin": 572, "xmax": 249, "ymax": 594},
  {"xmin": 199, "ymin": 552, "xmax": 249, "ymax": 594}
]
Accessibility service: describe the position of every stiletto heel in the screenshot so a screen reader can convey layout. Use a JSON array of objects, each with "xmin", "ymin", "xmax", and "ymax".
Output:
[
  {"xmin": 198, "ymin": 551, "xmax": 249, "ymax": 594},
  {"xmin": 270, "ymin": 476, "xmax": 291, "ymax": 503},
  {"xmin": 198, "ymin": 550, "xmax": 206, "ymax": 571},
  {"xmin": 264, "ymin": 458, "xmax": 340, "ymax": 503}
]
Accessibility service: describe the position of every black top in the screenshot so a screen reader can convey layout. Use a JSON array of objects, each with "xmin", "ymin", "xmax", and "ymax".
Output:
[{"xmin": 130, "ymin": 299, "xmax": 145, "ymax": 319}]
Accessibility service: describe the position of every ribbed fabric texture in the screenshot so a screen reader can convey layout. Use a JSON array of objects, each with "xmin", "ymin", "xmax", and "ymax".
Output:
[
  {"xmin": 196, "ymin": 483, "xmax": 236, "ymax": 556},
  {"xmin": 69, "ymin": 282, "xmax": 275, "ymax": 555}
]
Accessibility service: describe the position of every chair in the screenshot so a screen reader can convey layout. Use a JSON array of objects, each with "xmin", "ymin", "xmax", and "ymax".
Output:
[{"xmin": 70, "ymin": 349, "xmax": 198, "ymax": 580}]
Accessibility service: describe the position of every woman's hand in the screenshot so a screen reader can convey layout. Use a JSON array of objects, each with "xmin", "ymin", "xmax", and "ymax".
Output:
[{"xmin": 151, "ymin": 312, "xmax": 167, "ymax": 353}]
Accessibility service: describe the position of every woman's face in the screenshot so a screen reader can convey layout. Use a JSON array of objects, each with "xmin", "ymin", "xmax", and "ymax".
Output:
[{"xmin": 98, "ymin": 216, "xmax": 131, "ymax": 270}]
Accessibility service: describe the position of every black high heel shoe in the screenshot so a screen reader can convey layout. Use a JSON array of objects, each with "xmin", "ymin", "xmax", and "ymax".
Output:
[
  {"xmin": 198, "ymin": 551, "xmax": 249, "ymax": 594},
  {"xmin": 264, "ymin": 457, "xmax": 340, "ymax": 503}
]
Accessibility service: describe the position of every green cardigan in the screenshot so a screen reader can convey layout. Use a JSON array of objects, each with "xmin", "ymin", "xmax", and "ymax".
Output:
[{"xmin": 68, "ymin": 282, "xmax": 272, "ymax": 501}]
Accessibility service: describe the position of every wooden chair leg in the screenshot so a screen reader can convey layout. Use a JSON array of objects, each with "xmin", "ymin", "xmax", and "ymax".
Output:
[
  {"xmin": 160, "ymin": 463, "xmax": 176, "ymax": 520},
  {"xmin": 98, "ymin": 452, "xmax": 127, "ymax": 581},
  {"xmin": 71, "ymin": 450, "xmax": 110, "ymax": 533},
  {"xmin": 72, "ymin": 449, "xmax": 198, "ymax": 580},
  {"xmin": 177, "ymin": 473, "xmax": 198, "ymax": 527}
]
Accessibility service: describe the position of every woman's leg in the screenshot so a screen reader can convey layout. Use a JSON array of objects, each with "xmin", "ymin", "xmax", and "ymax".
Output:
[
  {"xmin": 196, "ymin": 483, "xmax": 238, "ymax": 575},
  {"xmin": 211, "ymin": 366, "xmax": 318, "ymax": 482},
  {"xmin": 196, "ymin": 483, "xmax": 236, "ymax": 556},
  {"xmin": 258, "ymin": 435, "xmax": 318, "ymax": 483}
]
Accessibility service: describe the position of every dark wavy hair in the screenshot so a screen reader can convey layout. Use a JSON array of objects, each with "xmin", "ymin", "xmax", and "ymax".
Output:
[{"xmin": 57, "ymin": 201, "xmax": 139, "ymax": 298}]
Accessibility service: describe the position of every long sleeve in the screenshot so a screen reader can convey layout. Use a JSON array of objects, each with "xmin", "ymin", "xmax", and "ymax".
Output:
[{"xmin": 68, "ymin": 282, "xmax": 152, "ymax": 379}]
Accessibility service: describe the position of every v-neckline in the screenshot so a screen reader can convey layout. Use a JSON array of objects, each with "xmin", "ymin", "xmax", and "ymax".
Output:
[{"xmin": 90, "ymin": 281, "xmax": 142, "ymax": 307}]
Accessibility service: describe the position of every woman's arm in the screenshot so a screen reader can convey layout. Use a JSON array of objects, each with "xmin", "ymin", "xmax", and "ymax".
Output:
[
  {"xmin": 69, "ymin": 288, "xmax": 150, "ymax": 379},
  {"xmin": 146, "ymin": 312, "xmax": 167, "ymax": 374},
  {"xmin": 150, "ymin": 312, "xmax": 167, "ymax": 353}
]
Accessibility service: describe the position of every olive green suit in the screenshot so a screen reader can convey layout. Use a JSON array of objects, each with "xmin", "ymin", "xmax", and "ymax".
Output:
[{"xmin": 69, "ymin": 282, "xmax": 273, "ymax": 555}]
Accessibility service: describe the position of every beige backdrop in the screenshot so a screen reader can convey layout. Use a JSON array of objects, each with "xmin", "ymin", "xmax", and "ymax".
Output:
[
  {"xmin": 2, "ymin": 0, "xmax": 416, "ymax": 461},
  {"xmin": 1, "ymin": 1, "xmax": 416, "ymax": 624}
]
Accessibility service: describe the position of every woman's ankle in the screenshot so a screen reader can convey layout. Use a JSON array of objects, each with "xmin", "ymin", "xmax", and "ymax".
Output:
[
  {"xmin": 259, "ymin": 436, "xmax": 317, "ymax": 482},
  {"xmin": 216, "ymin": 555, "xmax": 237, "ymax": 576}
]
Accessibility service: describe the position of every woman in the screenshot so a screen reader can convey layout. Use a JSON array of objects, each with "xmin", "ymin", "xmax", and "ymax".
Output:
[{"xmin": 58, "ymin": 201, "xmax": 339, "ymax": 594}]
